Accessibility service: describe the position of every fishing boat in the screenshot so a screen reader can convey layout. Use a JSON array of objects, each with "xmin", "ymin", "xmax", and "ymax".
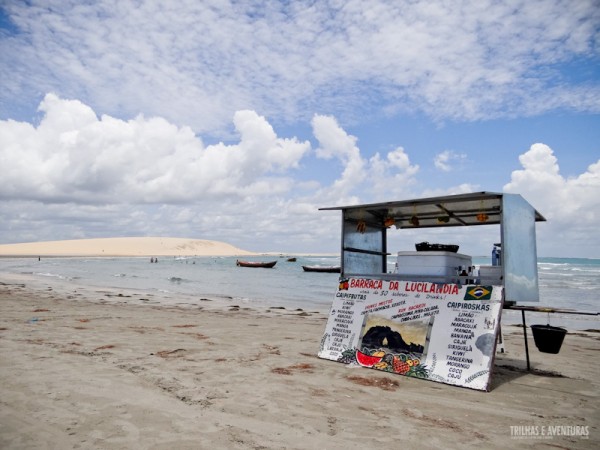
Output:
[
  {"xmin": 302, "ymin": 265, "xmax": 341, "ymax": 273},
  {"xmin": 236, "ymin": 260, "xmax": 277, "ymax": 268}
]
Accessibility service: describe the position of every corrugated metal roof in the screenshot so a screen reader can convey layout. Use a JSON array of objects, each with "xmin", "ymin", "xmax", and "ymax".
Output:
[{"xmin": 319, "ymin": 192, "xmax": 545, "ymax": 229}]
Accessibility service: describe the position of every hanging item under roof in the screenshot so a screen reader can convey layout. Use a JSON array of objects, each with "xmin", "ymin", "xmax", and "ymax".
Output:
[
  {"xmin": 477, "ymin": 200, "xmax": 489, "ymax": 222},
  {"xmin": 356, "ymin": 220, "xmax": 367, "ymax": 233},
  {"xmin": 436, "ymin": 203, "xmax": 450, "ymax": 223},
  {"xmin": 409, "ymin": 205, "xmax": 419, "ymax": 226}
]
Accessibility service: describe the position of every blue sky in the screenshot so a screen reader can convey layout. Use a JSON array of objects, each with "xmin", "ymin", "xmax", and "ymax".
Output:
[{"xmin": 0, "ymin": 0, "xmax": 599, "ymax": 257}]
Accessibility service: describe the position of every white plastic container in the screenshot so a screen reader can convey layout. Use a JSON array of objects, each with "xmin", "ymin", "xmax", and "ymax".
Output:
[
  {"xmin": 478, "ymin": 265, "xmax": 503, "ymax": 285},
  {"xmin": 394, "ymin": 251, "xmax": 472, "ymax": 278}
]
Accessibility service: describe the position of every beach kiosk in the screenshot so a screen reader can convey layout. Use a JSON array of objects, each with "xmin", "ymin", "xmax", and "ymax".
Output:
[{"xmin": 317, "ymin": 192, "xmax": 546, "ymax": 391}]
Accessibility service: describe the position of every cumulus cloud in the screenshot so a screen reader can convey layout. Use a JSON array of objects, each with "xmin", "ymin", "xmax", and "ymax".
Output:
[
  {"xmin": 0, "ymin": 94, "xmax": 598, "ymax": 256},
  {"xmin": 367, "ymin": 147, "xmax": 420, "ymax": 198},
  {"xmin": 434, "ymin": 150, "xmax": 466, "ymax": 172},
  {"xmin": 1, "ymin": 0, "xmax": 598, "ymax": 132},
  {"xmin": 312, "ymin": 114, "xmax": 365, "ymax": 199},
  {"xmin": 0, "ymin": 94, "xmax": 422, "ymax": 250},
  {"xmin": 311, "ymin": 115, "xmax": 422, "ymax": 202},
  {"xmin": 504, "ymin": 143, "xmax": 600, "ymax": 255},
  {"xmin": 0, "ymin": 93, "xmax": 310, "ymax": 204}
]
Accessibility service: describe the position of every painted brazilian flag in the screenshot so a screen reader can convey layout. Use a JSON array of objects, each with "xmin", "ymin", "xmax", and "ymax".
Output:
[{"xmin": 464, "ymin": 286, "xmax": 492, "ymax": 300}]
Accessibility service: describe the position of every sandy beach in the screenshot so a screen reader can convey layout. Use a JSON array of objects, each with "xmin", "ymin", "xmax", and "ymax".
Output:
[
  {"xmin": 0, "ymin": 272, "xmax": 597, "ymax": 449},
  {"xmin": 0, "ymin": 237, "xmax": 254, "ymax": 257}
]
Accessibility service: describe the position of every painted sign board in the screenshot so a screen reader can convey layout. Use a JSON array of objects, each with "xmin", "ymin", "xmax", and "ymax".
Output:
[{"xmin": 318, "ymin": 277, "xmax": 503, "ymax": 391}]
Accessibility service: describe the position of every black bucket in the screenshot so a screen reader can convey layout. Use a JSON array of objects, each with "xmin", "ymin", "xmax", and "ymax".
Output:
[{"xmin": 530, "ymin": 324, "xmax": 567, "ymax": 354}]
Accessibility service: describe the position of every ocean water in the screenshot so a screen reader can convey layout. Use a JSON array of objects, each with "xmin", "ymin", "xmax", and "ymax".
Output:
[
  {"xmin": 1, "ymin": 255, "xmax": 598, "ymax": 330},
  {"xmin": 0, "ymin": 255, "xmax": 342, "ymax": 312}
]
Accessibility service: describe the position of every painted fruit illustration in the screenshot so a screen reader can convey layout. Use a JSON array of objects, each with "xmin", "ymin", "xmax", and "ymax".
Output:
[
  {"xmin": 355, "ymin": 349, "xmax": 384, "ymax": 367},
  {"xmin": 393, "ymin": 356, "xmax": 411, "ymax": 374}
]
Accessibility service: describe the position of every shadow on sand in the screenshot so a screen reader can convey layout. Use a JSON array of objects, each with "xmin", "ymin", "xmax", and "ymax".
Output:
[{"xmin": 490, "ymin": 356, "xmax": 566, "ymax": 389}]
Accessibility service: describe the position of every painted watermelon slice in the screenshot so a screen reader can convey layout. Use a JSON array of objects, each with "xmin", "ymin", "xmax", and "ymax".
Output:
[{"xmin": 355, "ymin": 349, "xmax": 383, "ymax": 367}]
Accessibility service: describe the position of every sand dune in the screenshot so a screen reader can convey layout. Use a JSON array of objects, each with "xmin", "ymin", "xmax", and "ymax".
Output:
[{"xmin": 0, "ymin": 237, "xmax": 254, "ymax": 257}]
